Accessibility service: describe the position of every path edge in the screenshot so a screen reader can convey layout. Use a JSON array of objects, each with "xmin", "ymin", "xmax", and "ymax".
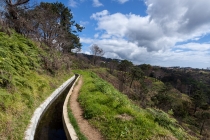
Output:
[{"xmin": 62, "ymin": 74, "xmax": 80, "ymax": 140}]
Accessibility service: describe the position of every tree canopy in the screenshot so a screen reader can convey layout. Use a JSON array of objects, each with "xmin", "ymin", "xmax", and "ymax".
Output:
[{"xmin": 0, "ymin": 1, "xmax": 84, "ymax": 53}]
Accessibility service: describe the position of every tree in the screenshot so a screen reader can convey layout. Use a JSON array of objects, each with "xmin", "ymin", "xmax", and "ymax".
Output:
[
  {"xmin": 192, "ymin": 91, "xmax": 205, "ymax": 114},
  {"xmin": 139, "ymin": 64, "xmax": 152, "ymax": 77},
  {"xmin": 90, "ymin": 44, "xmax": 104, "ymax": 65},
  {"xmin": 129, "ymin": 66, "xmax": 144, "ymax": 88},
  {"xmin": 2, "ymin": 0, "xmax": 30, "ymax": 32},
  {"xmin": 154, "ymin": 69, "xmax": 164, "ymax": 81},
  {"xmin": 117, "ymin": 60, "xmax": 133, "ymax": 72},
  {"xmin": 27, "ymin": 2, "xmax": 83, "ymax": 52},
  {"xmin": 117, "ymin": 60, "xmax": 133, "ymax": 92},
  {"xmin": 108, "ymin": 60, "xmax": 118, "ymax": 74},
  {"xmin": 195, "ymin": 110, "xmax": 210, "ymax": 135},
  {"xmin": 151, "ymin": 84, "xmax": 173, "ymax": 110}
]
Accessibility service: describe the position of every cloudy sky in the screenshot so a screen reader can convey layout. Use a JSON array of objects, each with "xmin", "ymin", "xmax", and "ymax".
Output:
[{"xmin": 40, "ymin": 0, "xmax": 210, "ymax": 68}]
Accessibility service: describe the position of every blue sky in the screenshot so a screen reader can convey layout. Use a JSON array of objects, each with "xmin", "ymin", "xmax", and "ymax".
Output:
[{"xmin": 39, "ymin": 0, "xmax": 210, "ymax": 69}]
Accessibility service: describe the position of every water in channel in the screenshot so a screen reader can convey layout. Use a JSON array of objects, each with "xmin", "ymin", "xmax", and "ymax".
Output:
[{"xmin": 34, "ymin": 78, "xmax": 76, "ymax": 140}]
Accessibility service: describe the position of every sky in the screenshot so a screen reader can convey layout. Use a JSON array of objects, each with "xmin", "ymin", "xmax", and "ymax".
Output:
[{"xmin": 39, "ymin": 0, "xmax": 210, "ymax": 69}]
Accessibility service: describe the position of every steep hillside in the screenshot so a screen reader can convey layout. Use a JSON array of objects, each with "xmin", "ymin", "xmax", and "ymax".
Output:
[
  {"xmin": 0, "ymin": 30, "xmax": 73, "ymax": 139},
  {"xmin": 90, "ymin": 68, "xmax": 209, "ymax": 139}
]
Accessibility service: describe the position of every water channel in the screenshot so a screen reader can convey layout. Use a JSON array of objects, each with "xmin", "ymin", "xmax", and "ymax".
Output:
[{"xmin": 34, "ymin": 77, "xmax": 76, "ymax": 140}]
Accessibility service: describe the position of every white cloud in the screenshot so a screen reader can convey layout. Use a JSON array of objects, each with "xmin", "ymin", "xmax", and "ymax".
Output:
[
  {"xmin": 92, "ymin": 0, "xmax": 103, "ymax": 7},
  {"xmin": 81, "ymin": 37, "xmax": 210, "ymax": 68},
  {"xmin": 146, "ymin": 0, "xmax": 210, "ymax": 35},
  {"xmin": 80, "ymin": 21, "xmax": 89, "ymax": 27},
  {"xmin": 116, "ymin": 0, "xmax": 129, "ymax": 4},
  {"xmin": 82, "ymin": 0, "xmax": 210, "ymax": 68},
  {"xmin": 91, "ymin": 10, "xmax": 109, "ymax": 19},
  {"xmin": 94, "ymin": 33, "xmax": 99, "ymax": 38},
  {"xmin": 80, "ymin": 38, "xmax": 94, "ymax": 44},
  {"xmin": 69, "ymin": 0, "xmax": 78, "ymax": 7},
  {"xmin": 174, "ymin": 43, "xmax": 210, "ymax": 51}
]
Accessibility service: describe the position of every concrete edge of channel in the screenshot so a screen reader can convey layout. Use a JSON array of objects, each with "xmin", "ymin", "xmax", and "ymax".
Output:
[
  {"xmin": 24, "ymin": 75, "xmax": 76, "ymax": 140},
  {"xmin": 62, "ymin": 74, "xmax": 80, "ymax": 140}
]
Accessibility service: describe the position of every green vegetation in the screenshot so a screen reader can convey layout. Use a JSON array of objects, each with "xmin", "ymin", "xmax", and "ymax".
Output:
[
  {"xmin": 67, "ymin": 105, "xmax": 87, "ymax": 140},
  {"xmin": 0, "ymin": 31, "xmax": 40, "ymax": 88},
  {"xmin": 74, "ymin": 70, "xmax": 195, "ymax": 140},
  {"xmin": 0, "ymin": 30, "xmax": 73, "ymax": 139}
]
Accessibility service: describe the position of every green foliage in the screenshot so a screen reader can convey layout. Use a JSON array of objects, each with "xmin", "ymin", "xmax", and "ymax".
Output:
[
  {"xmin": 129, "ymin": 66, "xmax": 144, "ymax": 87},
  {"xmin": 192, "ymin": 91, "xmax": 206, "ymax": 113},
  {"xmin": 151, "ymin": 84, "xmax": 173, "ymax": 110},
  {"xmin": 173, "ymin": 101, "xmax": 190, "ymax": 117},
  {"xmin": 151, "ymin": 78, "xmax": 165, "ymax": 91},
  {"xmin": 147, "ymin": 108, "xmax": 190, "ymax": 139},
  {"xmin": 117, "ymin": 60, "xmax": 133, "ymax": 72},
  {"xmin": 0, "ymin": 31, "xmax": 40, "ymax": 88}
]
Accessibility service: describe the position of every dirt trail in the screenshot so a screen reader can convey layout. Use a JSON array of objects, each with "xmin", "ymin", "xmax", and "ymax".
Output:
[{"xmin": 70, "ymin": 76, "xmax": 103, "ymax": 140}]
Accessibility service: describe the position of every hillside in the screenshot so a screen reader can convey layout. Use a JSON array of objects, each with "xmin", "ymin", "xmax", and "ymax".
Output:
[
  {"xmin": 0, "ymin": 30, "xmax": 74, "ymax": 139},
  {"xmin": 0, "ymin": 29, "xmax": 210, "ymax": 139},
  {"xmin": 75, "ymin": 54, "xmax": 210, "ymax": 138},
  {"xmin": 0, "ymin": 3, "xmax": 210, "ymax": 138},
  {"xmin": 71, "ymin": 70, "xmax": 197, "ymax": 140},
  {"xmin": 87, "ymin": 66, "xmax": 210, "ymax": 139}
]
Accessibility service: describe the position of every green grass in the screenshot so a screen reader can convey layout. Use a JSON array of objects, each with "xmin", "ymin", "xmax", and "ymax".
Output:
[
  {"xmin": 0, "ymin": 30, "xmax": 74, "ymax": 139},
  {"xmin": 0, "ymin": 31, "xmax": 40, "ymax": 89},
  {"xmin": 73, "ymin": 70, "xmax": 196, "ymax": 140},
  {"xmin": 0, "ymin": 70, "xmax": 73, "ymax": 139}
]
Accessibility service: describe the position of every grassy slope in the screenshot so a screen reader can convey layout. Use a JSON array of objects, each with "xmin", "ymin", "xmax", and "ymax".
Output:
[
  {"xmin": 73, "ymin": 70, "xmax": 196, "ymax": 140},
  {"xmin": 0, "ymin": 31, "xmax": 73, "ymax": 139}
]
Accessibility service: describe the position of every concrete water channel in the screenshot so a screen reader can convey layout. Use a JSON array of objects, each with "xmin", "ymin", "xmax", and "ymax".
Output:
[
  {"xmin": 25, "ymin": 75, "xmax": 78, "ymax": 140},
  {"xmin": 34, "ymin": 83, "xmax": 71, "ymax": 140}
]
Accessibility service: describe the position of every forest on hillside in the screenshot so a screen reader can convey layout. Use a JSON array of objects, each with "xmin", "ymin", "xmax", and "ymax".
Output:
[{"xmin": 0, "ymin": 0, "xmax": 210, "ymax": 139}]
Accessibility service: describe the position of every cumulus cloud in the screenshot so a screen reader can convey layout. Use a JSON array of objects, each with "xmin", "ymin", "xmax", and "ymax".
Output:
[
  {"xmin": 92, "ymin": 0, "xmax": 103, "ymax": 7},
  {"xmin": 91, "ymin": 10, "xmax": 109, "ymax": 18},
  {"xmin": 90, "ymin": 10, "xmax": 167, "ymax": 51},
  {"xmin": 81, "ymin": 36, "xmax": 210, "ymax": 68},
  {"xmin": 146, "ymin": 0, "xmax": 210, "ymax": 35},
  {"xmin": 83, "ymin": 0, "xmax": 210, "ymax": 68},
  {"xmin": 91, "ymin": 0, "xmax": 210, "ymax": 52}
]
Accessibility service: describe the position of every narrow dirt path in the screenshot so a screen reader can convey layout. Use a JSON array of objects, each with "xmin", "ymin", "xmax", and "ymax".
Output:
[{"xmin": 70, "ymin": 76, "xmax": 103, "ymax": 140}]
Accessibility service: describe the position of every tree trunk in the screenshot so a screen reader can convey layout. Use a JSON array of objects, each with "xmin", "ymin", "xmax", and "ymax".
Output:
[
  {"xmin": 119, "ymin": 81, "xmax": 123, "ymax": 92},
  {"xmin": 194, "ymin": 105, "xmax": 197, "ymax": 114},
  {"xmin": 200, "ymin": 120, "xmax": 205, "ymax": 135},
  {"xmin": 129, "ymin": 76, "xmax": 134, "ymax": 88}
]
